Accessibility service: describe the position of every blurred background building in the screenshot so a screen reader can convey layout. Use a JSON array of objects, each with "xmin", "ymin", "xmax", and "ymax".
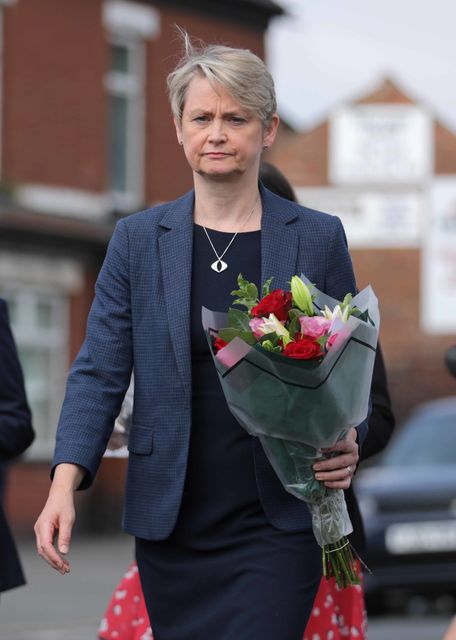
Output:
[{"xmin": 1, "ymin": 0, "xmax": 455, "ymax": 534}]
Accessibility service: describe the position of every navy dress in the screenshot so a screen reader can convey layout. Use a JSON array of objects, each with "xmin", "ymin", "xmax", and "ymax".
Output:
[{"xmin": 135, "ymin": 226, "xmax": 321, "ymax": 640}]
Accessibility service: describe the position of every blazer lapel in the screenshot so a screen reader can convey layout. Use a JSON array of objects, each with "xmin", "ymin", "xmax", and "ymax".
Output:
[
  {"xmin": 260, "ymin": 185, "xmax": 299, "ymax": 291},
  {"xmin": 158, "ymin": 191, "xmax": 194, "ymax": 397}
]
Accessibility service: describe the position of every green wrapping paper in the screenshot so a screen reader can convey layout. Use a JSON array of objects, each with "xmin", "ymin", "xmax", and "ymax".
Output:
[{"xmin": 202, "ymin": 278, "xmax": 379, "ymax": 586}]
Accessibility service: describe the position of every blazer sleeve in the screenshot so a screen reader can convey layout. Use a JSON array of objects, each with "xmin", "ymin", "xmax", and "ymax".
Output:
[
  {"xmin": 52, "ymin": 219, "xmax": 134, "ymax": 489},
  {"xmin": 0, "ymin": 300, "xmax": 34, "ymax": 460}
]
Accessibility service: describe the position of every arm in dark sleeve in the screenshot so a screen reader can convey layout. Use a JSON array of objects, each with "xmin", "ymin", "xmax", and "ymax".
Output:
[
  {"xmin": 52, "ymin": 219, "xmax": 133, "ymax": 489},
  {"xmin": 360, "ymin": 342, "xmax": 395, "ymax": 461},
  {"xmin": 0, "ymin": 300, "xmax": 35, "ymax": 460}
]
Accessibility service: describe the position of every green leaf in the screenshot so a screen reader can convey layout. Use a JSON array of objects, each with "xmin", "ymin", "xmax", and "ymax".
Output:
[
  {"xmin": 232, "ymin": 297, "xmax": 258, "ymax": 311},
  {"xmin": 259, "ymin": 332, "xmax": 284, "ymax": 350},
  {"xmin": 230, "ymin": 273, "xmax": 259, "ymax": 311},
  {"xmin": 227, "ymin": 307, "xmax": 251, "ymax": 331},
  {"xmin": 262, "ymin": 277, "xmax": 274, "ymax": 298},
  {"xmin": 231, "ymin": 274, "xmax": 258, "ymax": 301},
  {"xmin": 235, "ymin": 283, "xmax": 257, "ymax": 300},
  {"xmin": 351, "ymin": 307, "xmax": 375, "ymax": 326},
  {"xmin": 259, "ymin": 331, "xmax": 277, "ymax": 344},
  {"xmin": 288, "ymin": 314, "xmax": 301, "ymax": 340}
]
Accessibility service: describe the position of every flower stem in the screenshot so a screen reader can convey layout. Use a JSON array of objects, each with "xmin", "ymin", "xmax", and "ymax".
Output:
[{"xmin": 322, "ymin": 537, "xmax": 361, "ymax": 588}]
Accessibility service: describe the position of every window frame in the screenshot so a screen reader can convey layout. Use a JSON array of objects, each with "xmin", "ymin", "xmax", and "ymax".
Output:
[{"xmin": 104, "ymin": 34, "xmax": 146, "ymax": 212}]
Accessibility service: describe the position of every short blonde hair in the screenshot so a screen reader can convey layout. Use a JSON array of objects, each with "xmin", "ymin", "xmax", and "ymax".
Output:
[{"xmin": 167, "ymin": 32, "xmax": 277, "ymax": 128}]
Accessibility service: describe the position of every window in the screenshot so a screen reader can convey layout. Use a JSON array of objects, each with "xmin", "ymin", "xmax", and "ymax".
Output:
[
  {"xmin": 383, "ymin": 407, "xmax": 456, "ymax": 467},
  {"xmin": 105, "ymin": 38, "xmax": 145, "ymax": 211},
  {"xmin": 2, "ymin": 289, "xmax": 68, "ymax": 458},
  {"xmin": 102, "ymin": 0, "xmax": 160, "ymax": 212}
]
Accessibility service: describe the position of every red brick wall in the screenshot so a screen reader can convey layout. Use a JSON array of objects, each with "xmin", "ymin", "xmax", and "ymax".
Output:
[
  {"xmin": 435, "ymin": 121, "xmax": 456, "ymax": 174},
  {"xmin": 5, "ymin": 462, "xmax": 53, "ymax": 535},
  {"xmin": 69, "ymin": 266, "xmax": 98, "ymax": 364},
  {"xmin": 3, "ymin": 0, "xmax": 107, "ymax": 190},
  {"xmin": 266, "ymin": 122, "xmax": 329, "ymax": 187},
  {"xmin": 5, "ymin": 458, "xmax": 128, "ymax": 536},
  {"xmin": 3, "ymin": 0, "xmax": 266, "ymax": 203},
  {"xmin": 351, "ymin": 248, "xmax": 456, "ymax": 424}
]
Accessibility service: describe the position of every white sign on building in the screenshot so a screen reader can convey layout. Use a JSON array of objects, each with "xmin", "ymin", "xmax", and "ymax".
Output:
[
  {"xmin": 422, "ymin": 177, "xmax": 456, "ymax": 334},
  {"xmin": 295, "ymin": 186, "xmax": 423, "ymax": 248},
  {"xmin": 329, "ymin": 104, "xmax": 433, "ymax": 185}
]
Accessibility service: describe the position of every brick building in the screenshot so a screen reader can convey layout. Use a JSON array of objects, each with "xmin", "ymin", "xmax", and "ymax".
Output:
[
  {"xmin": 267, "ymin": 78, "xmax": 456, "ymax": 426},
  {"xmin": 0, "ymin": 0, "xmax": 283, "ymax": 533}
]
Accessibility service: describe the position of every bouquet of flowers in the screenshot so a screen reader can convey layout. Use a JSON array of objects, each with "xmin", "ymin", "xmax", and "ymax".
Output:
[{"xmin": 202, "ymin": 274, "xmax": 379, "ymax": 587}]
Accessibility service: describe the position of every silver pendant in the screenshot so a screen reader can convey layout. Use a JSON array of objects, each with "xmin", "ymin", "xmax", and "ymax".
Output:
[{"xmin": 211, "ymin": 259, "xmax": 228, "ymax": 273}]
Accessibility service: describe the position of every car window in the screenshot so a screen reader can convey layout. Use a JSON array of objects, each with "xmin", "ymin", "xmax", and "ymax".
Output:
[{"xmin": 382, "ymin": 411, "xmax": 456, "ymax": 466}]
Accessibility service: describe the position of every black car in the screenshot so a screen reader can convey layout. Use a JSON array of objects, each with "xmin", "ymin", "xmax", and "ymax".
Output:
[{"xmin": 355, "ymin": 397, "xmax": 456, "ymax": 609}]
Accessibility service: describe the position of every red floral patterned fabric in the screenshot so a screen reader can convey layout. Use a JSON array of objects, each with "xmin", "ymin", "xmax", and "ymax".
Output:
[
  {"xmin": 303, "ymin": 562, "xmax": 367, "ymax": 639},
  {"xmin": 98, "ymin": 561, "xmax": 366, "ymax": 640},
  {"xmin": 98, "ymin": 564, "xmax": 152, "ymax": 640}
]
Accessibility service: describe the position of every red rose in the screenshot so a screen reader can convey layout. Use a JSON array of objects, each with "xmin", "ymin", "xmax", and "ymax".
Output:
[
  {"xmin": 213, "ymin": 337, "xmax": 228, "ymax": 353},
  {"xmin": 251, "ymin": 290, "xmax": 292, "ymax": 323},
  {"xmin": 283, "ymin": 337, "xmax": 323, "ymax": 360}
]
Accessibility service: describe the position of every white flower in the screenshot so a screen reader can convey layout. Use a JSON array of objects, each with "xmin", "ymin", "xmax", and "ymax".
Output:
[
  {"xmin": 260, "ymin": 313, "xmax": 291, "ymax": 345},
  {"xmin": 321, "ymin": 304, "xmax": 350, "ymax": 323}
]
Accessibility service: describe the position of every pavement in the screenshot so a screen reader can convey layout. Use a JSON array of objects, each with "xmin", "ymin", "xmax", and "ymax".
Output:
[
  {"xmin": 0, "ymin": 534, "xmax": 134, "ymax": 640},
  {"xmin": 0, "ymin": 535, "xmax": 452, "ymax": 639}
]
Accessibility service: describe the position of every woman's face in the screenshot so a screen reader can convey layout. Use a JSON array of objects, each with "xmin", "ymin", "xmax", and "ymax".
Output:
[{"xmin": 174, "ymin": 75, "xmax": 278, "ymax": 180}]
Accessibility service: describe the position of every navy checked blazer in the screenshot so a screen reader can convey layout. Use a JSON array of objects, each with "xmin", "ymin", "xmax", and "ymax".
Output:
[{"xmin": 53, "ymin": 184, "xmax": 368, "ymax": 540}]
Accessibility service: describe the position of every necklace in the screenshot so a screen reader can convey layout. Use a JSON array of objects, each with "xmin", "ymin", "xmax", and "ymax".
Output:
[{"xmin": 202, "ymin": 194, "xmax": 260, "ymax": 273}]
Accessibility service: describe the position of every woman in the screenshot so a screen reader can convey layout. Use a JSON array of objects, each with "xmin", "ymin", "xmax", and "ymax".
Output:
[
  {"xmin": 35, "ymin": 36, "xmax": 362, "ymax": 640},
  {"xmin": 98, "ymin": 163, "xmax": 395, "ymax": 640}
]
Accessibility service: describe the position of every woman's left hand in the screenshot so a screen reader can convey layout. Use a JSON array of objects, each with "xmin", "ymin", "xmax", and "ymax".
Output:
[{"xmin": 312, "ymin": 427, "xmax": 359, "ymax": 490}]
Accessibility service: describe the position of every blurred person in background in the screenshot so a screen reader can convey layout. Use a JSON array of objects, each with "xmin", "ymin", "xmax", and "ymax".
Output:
[
  {"xmin": 97, "ymin": 163, "xmax": 395, "ymax": 640},
  {"xmin": 35, "ymin": 35, "xmax": 365, "ymax": 640},
  {"xmin": 0, "ymin": 298, "xmax": 35, "ymax": 596}
]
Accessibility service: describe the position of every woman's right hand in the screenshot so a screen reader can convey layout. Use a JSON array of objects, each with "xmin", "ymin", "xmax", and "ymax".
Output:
[{"xmin": 34, "ymin": 463, "xmax": 84, "ymax": 574}]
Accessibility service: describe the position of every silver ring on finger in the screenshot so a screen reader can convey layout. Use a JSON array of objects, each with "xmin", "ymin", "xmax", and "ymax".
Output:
[{"xmin": 347, "ymin": 465, "xmax": 352, "ymax": 476}]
